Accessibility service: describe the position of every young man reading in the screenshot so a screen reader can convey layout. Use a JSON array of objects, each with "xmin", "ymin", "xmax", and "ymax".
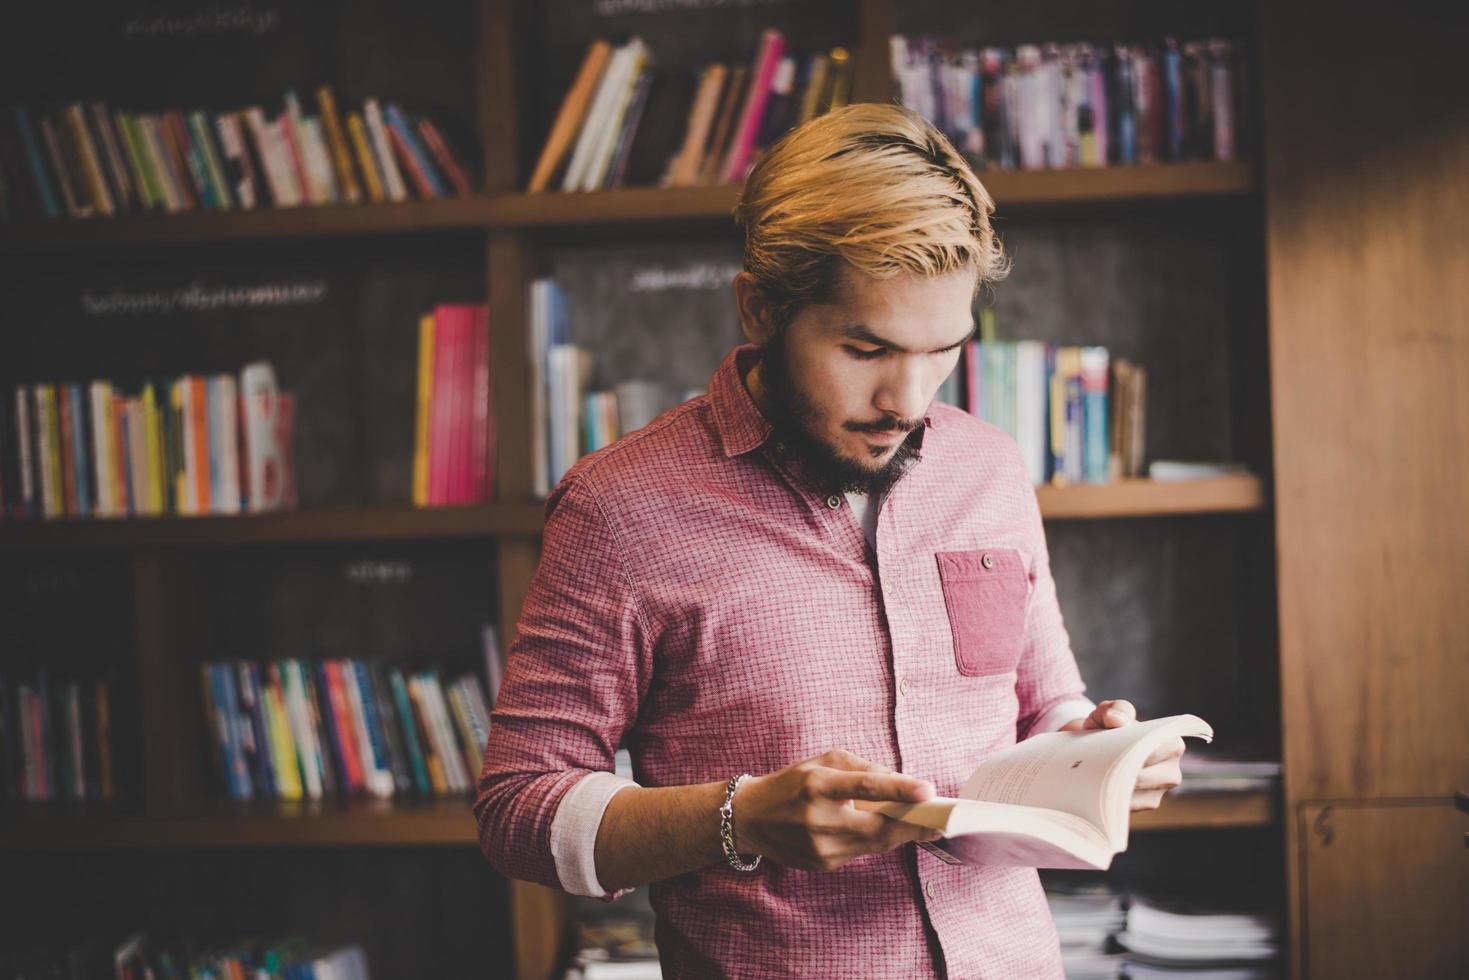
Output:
[{"xmin": 476, "ymin": 103, "xmax": 1187, "ymax": 977}]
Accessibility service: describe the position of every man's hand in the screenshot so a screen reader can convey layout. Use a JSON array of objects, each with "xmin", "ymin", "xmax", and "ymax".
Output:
[
  {"xmin": 1058, "ymin": 699, "xmax": 1187, "ymax": 811},
  {"xmin": 732, "ymin": 749, "xmax": 942, "ymax": 870}
]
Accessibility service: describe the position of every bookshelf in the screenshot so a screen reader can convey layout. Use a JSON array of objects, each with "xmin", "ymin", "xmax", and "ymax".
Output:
[
  {"xmin": 0, "ymin": 789, "xmax": 1274, "ymax": 851},
  {"xmin": 0, "ymin": 1, "xmax": 1283, "ymax": 978},
  {"xmin": 0, "ymin": 160, "xmax": 1257, "ymax": 250}
]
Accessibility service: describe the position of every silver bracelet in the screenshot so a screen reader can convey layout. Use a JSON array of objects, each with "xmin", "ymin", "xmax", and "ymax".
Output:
[{"xmin": 719, "ymin": 773, "xmax": 762, "ymax": 872}]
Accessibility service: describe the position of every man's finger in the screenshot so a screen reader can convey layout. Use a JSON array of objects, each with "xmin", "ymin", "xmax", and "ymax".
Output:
[
  {"xmin": 1091, "ymin": 699, "xmax": 1137, "ymax": 728},
  {"xmin": 1143, "ymin": 737, "xmax": 1186, "ymax": 766},
  {"xmin": 821, "ymin": 769, "xmax": 934, "ymax": 803},
  {"xmin": 818, "ymin": 749, "xmax": 894, "ymax": 774},
  {"xmin": 1135, "ymin": 762, "xmax": 1182, "ymax": 791},
  {"xmin": 832, "ymin": 809, "xmax": 942, "ymax": 850}
]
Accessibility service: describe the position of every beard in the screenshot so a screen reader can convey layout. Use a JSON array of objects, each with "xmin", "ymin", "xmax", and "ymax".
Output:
[{"xmin": 758, "ymin": 334, "xmax": 922, "ymax": 498}]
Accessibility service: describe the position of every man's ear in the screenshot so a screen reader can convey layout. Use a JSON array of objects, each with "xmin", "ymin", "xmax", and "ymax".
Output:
[{"xmin": 733, "ymin": 272, "xmax": 776, "ymax": 346}]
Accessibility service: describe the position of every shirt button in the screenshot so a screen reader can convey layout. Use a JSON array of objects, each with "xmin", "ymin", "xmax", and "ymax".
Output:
[
  {"xmin": 981, "ymin": 553, "xmax": 995, "ymax": 569},
  {"xmin": 826, "ymin": 495, "xmax": 842, "ymax": 509},
  {"xmin": 925, "ymin": 881, "xmax": 937, "ymax": 899},
  {"xmin": 899, "ymin": 678, "xmax": 910, "ymax": 696}
]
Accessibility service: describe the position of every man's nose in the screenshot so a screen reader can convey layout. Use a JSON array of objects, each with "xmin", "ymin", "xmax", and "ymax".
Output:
[{"xmin": 874, "ymin": 359, "xmax": 930, "ymax": 422}]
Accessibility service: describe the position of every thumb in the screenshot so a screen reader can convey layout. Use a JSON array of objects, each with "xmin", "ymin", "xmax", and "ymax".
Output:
[{"xmin": 1087, "ymin": 699, "xmax": 1137, "ymax": 729}]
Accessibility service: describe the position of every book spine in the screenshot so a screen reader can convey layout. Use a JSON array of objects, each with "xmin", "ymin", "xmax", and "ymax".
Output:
[
  {"xmin": 345, "ymin": 112, "xmax": 385, "ymax": 202},
  {"xmin": 562, "ymin": 42, "xmax": 633, "ymax": 193},
  {"xmin": 140, "ymin": 115, "xmax": 185, "ymax": 212},
  {"xmin": 278, "ymin": 93, "xmax": 315, "ymax": 204},
  {"xmin": 239, "ymin": 662, "xmax": 277, "ymax": 797},
  {"xmin": 216, "ymin": 374, "xmax": 241, "ymax": 514},
  {"xmin": 351, "ymin": 661, "xmax": 394, "ymax": 798},
  {"xmin": 721, "ymin": 29, "xmax": 787, "ymax": 183},
  {"xmin": 67, "ymin": 384, "xmax": 91, "ymax": 517},
  {"xmin": 424, "ymin": 672, "xmax": 468, "ymax": 791},
  {"xmin": 162, "ymin": 110, "xmax": 203, "ymax": 209},
  {"xmin": 115, "ymin": 113, "xmax": 159, "ymax": 212},
  {"xmin": 415, "ymin": 118, "xmax": 472, "ymax": 195},
  {"xmin": 310, "ymin": 661, "xmax": 350, "ymax": 797},
  {"xmin": 190, "ymin": 375, "xmax": 211, "ymax": 514},
  {"xmin": 64, "ymin": 104, "xmax": 115, "ymax": 215},
  {"xmin": 368, "ymin": 662, "xmax": 413, "ymax": 796},
  {"xmin": 384, "ymin": 104, "xmax": 443, "ymax": 198},
  {"xmin": 13, "ymin": 388, "xmax": 34, "ymax": 517},
  {"xmin": 469, "ymin": 304, "xmax": 493, "ymax": 502},
  {"xmin": 1080, "ymin": 346, "xmax": 1110, "ymax": 483},
  {"xmin": 315, "ymin": 86, "xmax": 362, "ymax": 203},
  {"xmin": 90, "ymin": 103, "xmax": 133, "ymax": 212},
  {"xmin": 33, "ymin": 386, "xmax": 57, "ymax": 519},
  {"xmin": 301, "ymin": 117, "xmax": 339, "ymax": 204},
  {"xmin": 13, "ymin": 108, "xmax": 60, "ymax": 218},
  {"xmin": 529, "ymin": 38, "xmax": 613, "ymax": 194},
  {"xmin": 57, "ymin": 383, "xmax": 79, "ymax": 516},
  {"xmin": 217, "ymin": 663, "xmax": 253, "ymax": 798},
  {"xmin": 325, "ymin": 660, "xmax": 365, "ymax": 794},
  {"xmin": 263, "ymin": 662, "xmax": 303, "ymax": 800},
  {"xmin": 408, "ymin": 675, "xmax": 450, "ymax": 795},
  {"xmin": 362, "ymin": 99, "xmax": 406, "ymax": 201},
  {"xmin": 388, "ymin": 668, "xmax": 432, "ymax": 797},
  {"xmin": 412, "ymin": 313, "xmax": 435, "ymax": 507},
  {"xmin": 189, "ymin": 110, "xmax": 233, "ymax": 210},
  {"xmin": 427, "ymin": 308, "xmax": 453, "ymax": 505},
  {"xmin": 213, "ymin": 113, "xmax": 256, "ymax": 210},
  {"xmin": 581, "ymin": 44, "xmax": 647, "ymax": 192},
  {"xmin": 39, "ymin": 115, "xmax": 87, "ymax": 218}
]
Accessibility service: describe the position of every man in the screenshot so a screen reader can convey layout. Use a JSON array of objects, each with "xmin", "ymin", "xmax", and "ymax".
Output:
[{"xmin": 476, "ymin": 103, "xmax": 1187, "ymax": 978}]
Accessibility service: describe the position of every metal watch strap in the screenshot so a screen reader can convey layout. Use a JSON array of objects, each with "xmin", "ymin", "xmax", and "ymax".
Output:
[{"xmin": 719, "ymin": 773, "xmax": 762, "ymax": 872}]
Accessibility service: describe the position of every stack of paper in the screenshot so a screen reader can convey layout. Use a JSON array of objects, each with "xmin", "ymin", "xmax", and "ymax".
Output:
[{"xmin": 1117, "ymin": 897, "xmax": 1280, "ymax": 976}]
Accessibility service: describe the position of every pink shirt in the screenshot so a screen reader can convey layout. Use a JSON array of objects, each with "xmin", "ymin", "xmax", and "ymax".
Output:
[{"xmin": 476, "ymin": 343, "xmax": 1091, "ymax": 978}]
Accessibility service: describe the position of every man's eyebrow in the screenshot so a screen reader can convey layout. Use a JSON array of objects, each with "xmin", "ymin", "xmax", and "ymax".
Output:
[{"xmin": 837, "ymin": 322, "xmax": 978, "ymax": 354}]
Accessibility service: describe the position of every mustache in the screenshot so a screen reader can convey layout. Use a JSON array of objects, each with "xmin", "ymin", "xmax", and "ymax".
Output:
[{"xmin": 846, "ymin": 417, "xmax": 922, "ymax": 434}]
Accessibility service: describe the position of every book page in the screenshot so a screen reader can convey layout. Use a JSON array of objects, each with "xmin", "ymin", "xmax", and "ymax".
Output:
[{"xmin": 958, "ymin": 715, "xmax": 1213, "ymax": 834}]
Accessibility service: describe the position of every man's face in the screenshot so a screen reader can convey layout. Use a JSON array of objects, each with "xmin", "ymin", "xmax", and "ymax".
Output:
[{"xmin": 756, "ymin": 266, "xmax": 976, "ymax": 496}]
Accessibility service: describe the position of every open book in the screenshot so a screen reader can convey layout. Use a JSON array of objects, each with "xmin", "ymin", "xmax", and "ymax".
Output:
[{"xmin": 863, "ymin": 714, "xmax": 1214, "ymax": 870}]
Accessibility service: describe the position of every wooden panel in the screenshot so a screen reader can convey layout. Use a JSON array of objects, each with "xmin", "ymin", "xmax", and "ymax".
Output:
[
  {"xmin": 489, "ymin": 232, "xmax": 534, "ymax": 500},
  {"xmin": 1299, "ymin": 800, "xmax": 1469, "ymax": 979},
  {"xmin": 1035, "ymin": 475, "xmax": 1265, "ymax": 519},
  {"xmin": 479, "ymin": 0, "xmax": 520, "ymax": 192},
  {"xmin": 513, "ymin": 881, "xmax": 569, "ymax": 980},
  {"xmin": 1262, "ymin": 0, "xmax": 1469, "ymax": 802},
  {"xmin": 133, "ymin": 551, "xmax": 203, "ymax": 809},
  {"xmin": 1262, "ymin": 4, "xmax": 1469, "ymax": 976},
  {"xmin": 0, "ymin": 504, "xmax": 546, "ymax": 551}
]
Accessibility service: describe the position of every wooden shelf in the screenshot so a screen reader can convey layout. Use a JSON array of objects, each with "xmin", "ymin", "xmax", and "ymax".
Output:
[
  {"xmin": 0, "ymin": 797, "xmax": 479, "ymax": 848},
  {"xmin": 0, "ymin": 478, "xmax": 1261, "ymax": 550},
  {"xmin": 1035, "ymin": 475, "xmax": 1266, "ymax": 519},
  {"xmin": 0, "ymin": 478, "xmax": 1262, "ymax": 550},
  {"xmin": 0, "ymin": 162, "xmax": 1258, "ymax": 250},
  {"xmin": 0, "ymin": 195, "xmax": 500, "ymax": 250},
  {"xmin": 0, "ymin": 502, "xmax": 545, "ymax": 551},
  {"xmin": 1132, "ymin": 789, "xmax": 1278, "ymax": 831},
  {"xmin": 0, "ymin": 788, "xmax": 1271, "ymax": 849}
]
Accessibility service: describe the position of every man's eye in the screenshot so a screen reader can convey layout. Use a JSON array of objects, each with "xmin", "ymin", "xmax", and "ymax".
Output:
[{"xmin": 845, "ymin": 346, "xmax": 885, "ymax": 360}]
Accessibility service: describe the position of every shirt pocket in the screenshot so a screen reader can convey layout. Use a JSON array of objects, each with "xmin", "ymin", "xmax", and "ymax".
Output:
[{"xmin": 935, "ymin": 548, "xmax": 1031, "ymax": 677}]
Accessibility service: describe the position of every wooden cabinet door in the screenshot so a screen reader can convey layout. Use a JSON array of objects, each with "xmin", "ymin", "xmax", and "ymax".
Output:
[{"xmin": 1300, "ymin": 800, "xmax": 1469, "ymax": 979}]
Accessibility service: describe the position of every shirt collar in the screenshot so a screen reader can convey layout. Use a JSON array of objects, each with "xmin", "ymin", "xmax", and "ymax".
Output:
[{"xmin": 709, "ymin": 342, "xmax": 940, "ymax": 460}]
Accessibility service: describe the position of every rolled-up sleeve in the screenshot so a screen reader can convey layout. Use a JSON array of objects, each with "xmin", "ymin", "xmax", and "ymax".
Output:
[
  {"xmin": 474, "ymin": 475, "xmax": 652, "ymax": 889},
  {"xmin": 1011, "ymin": 458, "xmax": 1090, "ymax": 743}
]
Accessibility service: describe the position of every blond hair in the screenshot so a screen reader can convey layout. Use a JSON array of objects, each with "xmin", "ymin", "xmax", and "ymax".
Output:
[{"xmin": 734, "ymin": 103, "xmax": 1009, "ymax": 329}]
